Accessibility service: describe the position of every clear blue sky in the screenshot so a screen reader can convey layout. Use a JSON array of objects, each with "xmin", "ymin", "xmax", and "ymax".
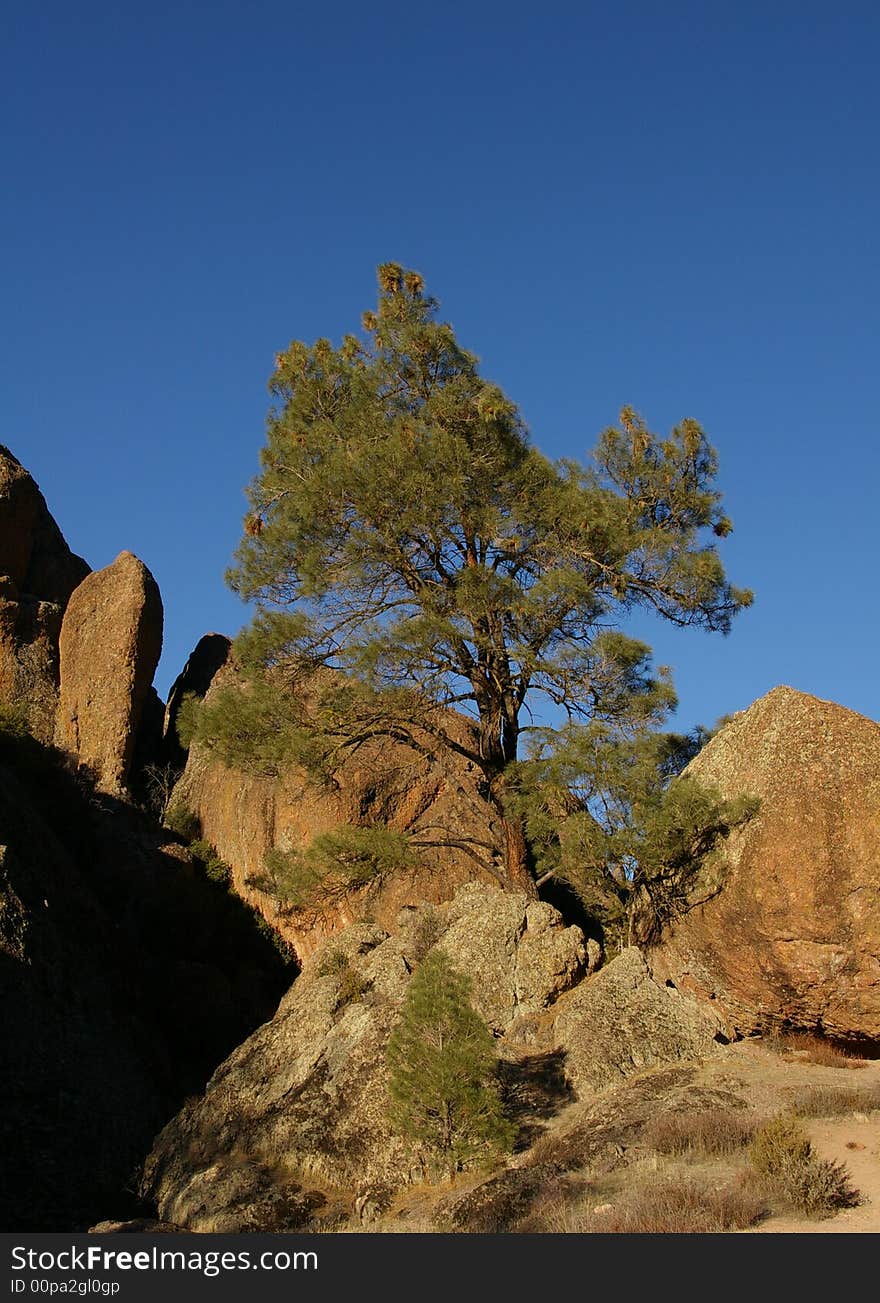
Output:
[{"xmin": 4, "ymin": 1, "xmax": 879, "ymax": 731}]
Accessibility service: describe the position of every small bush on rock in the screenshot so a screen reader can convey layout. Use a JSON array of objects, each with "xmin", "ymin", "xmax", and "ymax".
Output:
[{"xmin": 164, "ymin": 799, "xmax": 201, "ymax": 840}]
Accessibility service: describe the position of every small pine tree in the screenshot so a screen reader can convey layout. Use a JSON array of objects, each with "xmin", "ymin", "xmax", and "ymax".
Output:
[{"xmin": 386, "ymin": 949, "xmax": 514, "ymax": 1177}]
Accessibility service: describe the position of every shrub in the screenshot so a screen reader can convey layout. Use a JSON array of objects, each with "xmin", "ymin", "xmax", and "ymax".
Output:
[
  {"xmin": 251, "ymin": 913, "xmax": 297, "ymax": 965},
  {"xmin": 643, "ymin": 1108, "xmax": 756, "ymax": 1157},
  {"xmin": 407, "ymin": 906, "xmax": 445, "ymax": 965},
  {"xmin": 769, "ymin": 1155, "xmax": 860, "ymax": 1217},
  {"xmin": 0, "ymin": 702, "xmax": 31, "ymax": 742},
  {"xmin": 164, "ymin": 799, "xmax": 201, "ymax": 840},
  {"xmin": 748, "ymin": 1115, "xmax": 859, "ymax": 1217},
  {"xmin": 748, "ymin": 1115, "xmax": 812, "ymax": 1176},
  {"xmin": 264, "ymin": 824, "xmax": 414, "ymax": 909},
  {"xmin": 174, "ymin": 692, "xmax": 202, "ymax": 751},
  {"xmin": 317, "ymin": 948, "xmax": 351, "ymax": 978},
  {"xmin": 336, "ymin": 966, "xmax": 370, "ymax": 1008},
  {"xmin": 762, "ymin": 1030, "xmax": 866, "ymax": 1068},
  {"xmin": 189, "ymin": 839, "xmax": 232, "ymax": 886}
]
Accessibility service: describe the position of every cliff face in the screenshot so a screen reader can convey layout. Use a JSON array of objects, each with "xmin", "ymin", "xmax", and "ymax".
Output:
[
  {"xmin": 0, "ymin": 449, "xmax": 165, "ymax": 791},
  {"xmin": 141, "ymin": 885, "xmax": 587, "ymax": 1230},
  {"xmin": 0, "ymin": 732, "xmax": 294, "ymax": 1232},
  {"xmin": 650, "ymin": 686, "xmax": 880, "ymax": 1044},
  {"xmin": 140, "ymin": 885, "xmax": 722, "ymax": 1233},
  {"xmin": 0, "ymin": 448, "xmax": 294, "ymax": 1231},
  {"xmin": 171, "ymin": 670, "xmax": 505, "ymax": 962}
]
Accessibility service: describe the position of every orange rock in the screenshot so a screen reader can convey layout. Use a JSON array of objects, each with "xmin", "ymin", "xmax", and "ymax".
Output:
[
  {"xmin": 650, "ymin": 686, "xmax": 880, "ymax": 1045},
  {"xmin": 172, "ymin": 668, "xmax": 504, "ymax": 962},
  {"xmin": 56, "ymin": 551, "xmax": 163, "ymax": 792}
]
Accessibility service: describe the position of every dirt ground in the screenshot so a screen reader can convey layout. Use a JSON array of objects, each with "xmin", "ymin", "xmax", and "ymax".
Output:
[{"xmin": 672, "ymin": 1040, "xmax": 880, "ymax": 1234}]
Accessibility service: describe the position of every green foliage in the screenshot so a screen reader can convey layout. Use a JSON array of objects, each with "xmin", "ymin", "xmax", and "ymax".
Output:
[
  {"xmin": 317, "ymin": 947, "xmax": 351, "ymax": 978},
  {"xmin": 211, "ymin": 263, "xmax": 751, "ymax": 888},
  {"xmin": 0, "ymin": 702, "xmax": 31, "ymax": 742},
  {"xmin": 386, "ymin": 949, "xmax": 515, "ymax": 1176},
  {"xmin": 189, "ymin": 839, "xmax": 232, "ymax": 886},
  {"xmin": 251, "ymin": 911, "xmax": 297, "ymax": 966},
  {"xmin": 262, "ymin": 824, "xmax": 415, "ymax": 910},
  {"xmin": 174, "ymin": 693, "xmax": 203, "ymax": 751},
  {"xmin": 511, "ymin": 719, "xmax": 759, "ymax": 947},
  {"xmin": 180, "ymin": 675, "xmax": 327, "ymax": 780},
  {"xmin": 163, "ymin": 799, "xmax": 201, "ymax": 841},
  {"xmin": 335, "ymin": 964, "xmax": 370, "ymax": 1008}
]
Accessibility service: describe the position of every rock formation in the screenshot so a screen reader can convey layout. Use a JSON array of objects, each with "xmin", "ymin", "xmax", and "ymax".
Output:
[
  {"xmin": 141, "ymin": 884, "xmax": 732, "ymax": 1234},
  {"xmin": 162, "ymin": 632, "xmax": 231, "ymax": 770},
  {"xmin": 0, "ymin": 447, "xmax": 89, "ymax": 739},
  {"xmin": 552, "ymin": 948, "xmax": 721, "ymax": 1094},
  {"xmin": 55, "ymin": 551, "xmax": 164, "ymax": 793},
  {"xmin": 141, "ymin": 883, "xmax": 587, "ymax": 1231},
  {"xmin": 170, "ymin": 668, "xmax": 506, "ymax": 961},
  {"xmin": 650, "ymin": 686, "xmax": 880, "ymax": 1045}
]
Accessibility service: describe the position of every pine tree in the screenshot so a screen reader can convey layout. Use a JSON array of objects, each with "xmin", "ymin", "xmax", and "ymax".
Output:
[
  {"xmin": 512, "ymin": 719, "xmax": 760, "ymax": 949},
  {"xmin": 204, "ymin": 262, "xmax": 751, "ymax": 894},
  {"xmin": 385, "ymin": 949, "xmax": 514, "ymax": 1176}
]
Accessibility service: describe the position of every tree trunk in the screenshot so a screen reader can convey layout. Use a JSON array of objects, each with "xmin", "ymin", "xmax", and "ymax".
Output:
[
  {"xmin": 489, "ymin": 772, "xmax": 537, "ymax": 898},
  {"xmin": 499, "ymin": 808, "xmax": 537, "ymax": 896},
  {"xmin": 476, "ymin": 683, "xmax": 535, "ymax": 895}
]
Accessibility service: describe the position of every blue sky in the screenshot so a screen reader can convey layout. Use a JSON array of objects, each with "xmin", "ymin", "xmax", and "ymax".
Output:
[{"xmin": 4, "ymin": 2, "xmax": 879, "ymax": 732}]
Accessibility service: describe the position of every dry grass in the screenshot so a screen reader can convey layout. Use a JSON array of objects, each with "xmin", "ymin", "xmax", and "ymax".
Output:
[
  {"xmin": 515, "ymin": 1198, "xmax": 595, "ymax": 1234},
  {"xmin": 317, "ymin": 1216, "xmax": 442, "ymax": 1233},
  {"xmin": 588, "ymin": 1174, "xmax": 766, "ymax": 1234},
  {"xmin": 643, "ymin": 1108, "xmax": 756, "ymax": 1157},
  {"xmin": 789, "ymin": 1083, "xmax": 880, "ymax": 1118},
  {"xmin": 762, "ymin": 1031, "xmax": 867, "ymax": 1069}
]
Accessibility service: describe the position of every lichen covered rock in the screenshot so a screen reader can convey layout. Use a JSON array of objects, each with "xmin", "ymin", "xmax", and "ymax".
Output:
[{"xmin": 551, "ymin": 948, "xmax": 721, "ymax": 1095}]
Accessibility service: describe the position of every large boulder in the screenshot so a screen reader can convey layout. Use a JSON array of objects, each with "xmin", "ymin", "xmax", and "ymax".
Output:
[
  {"xmin": 649, "ymin": 686, "xmax": 880, "ymax": 1045},
  {"xmin": 551, "ymin": 948, "xmax": 721, "ymax": 1095},
  {"xmin": 55, "ymin": 552, "xmax": 163, "ymax": 793},
  {"xmin": 170, "ymin": 668, "xmax": 507, "ymax": 962},
  {"xmin": 141, "ymin": 885, "xmax": 586, "ymax": 1232},
  {"xmin": 0, "ymin": 448, "xmax": 89, "ymax": 739}
]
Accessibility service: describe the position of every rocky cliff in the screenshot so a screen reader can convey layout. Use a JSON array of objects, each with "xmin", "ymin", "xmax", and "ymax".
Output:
[
  {"xmin": 0, "ymin": 726, "xmax": 294, "ymax": 1232},
  {"xmin": 0, "ymin": 447, "xmax": 89, "ymax": 740},
  {"xmin": 56, "ymin": 551, "xmax": 164, "ymax": 793},
  {"xmin": 170, "ymin": 669, "xmax": 505, "ymax": 962}
]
